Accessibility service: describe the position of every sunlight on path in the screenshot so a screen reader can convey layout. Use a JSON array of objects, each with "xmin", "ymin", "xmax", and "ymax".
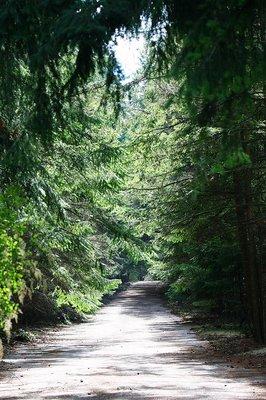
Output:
[{"xmin": 0, "ymin": 282, "xmax": 265, "ymax": 399}]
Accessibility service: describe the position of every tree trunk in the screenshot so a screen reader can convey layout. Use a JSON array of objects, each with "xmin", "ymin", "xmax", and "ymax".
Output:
[{"xmin": 233, "ymin": 168, "xmax": 265, "ymax": 343}]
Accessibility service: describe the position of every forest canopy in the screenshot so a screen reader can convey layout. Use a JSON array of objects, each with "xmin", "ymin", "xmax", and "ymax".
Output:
[{"xmin": 0, "ymin": 0, "xmax": 265, "ymax": 343}]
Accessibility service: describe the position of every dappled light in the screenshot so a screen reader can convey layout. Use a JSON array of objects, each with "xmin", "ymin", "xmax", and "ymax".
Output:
[
  {"xmin": 0, "ymin": 1, "xmax": 265, "ymax": 398},
  {"xmin": 1, "ymin": 283, "xmax": 265, "ymax": 399}
]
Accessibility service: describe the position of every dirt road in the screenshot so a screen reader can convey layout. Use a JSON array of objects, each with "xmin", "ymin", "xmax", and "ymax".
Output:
[{"xmin": 0, "ymin": 281, "xmax": 265, "ymax": 399}]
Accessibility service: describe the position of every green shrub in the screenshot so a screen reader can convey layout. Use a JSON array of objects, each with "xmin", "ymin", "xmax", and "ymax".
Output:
[{"xmin": 0, "ymin": 187, "xmax": 34, "ymax": 337}]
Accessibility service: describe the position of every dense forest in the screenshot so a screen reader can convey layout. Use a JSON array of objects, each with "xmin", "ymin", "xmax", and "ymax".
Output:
[{"xmin": 0, "ymin": 0, "xmax": 265, "ymax": 348}]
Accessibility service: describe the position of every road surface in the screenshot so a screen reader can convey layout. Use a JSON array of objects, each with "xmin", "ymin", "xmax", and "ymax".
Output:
[{"xmin": 0, "ymin": 282, "xmax": 265, "ymax": 399}]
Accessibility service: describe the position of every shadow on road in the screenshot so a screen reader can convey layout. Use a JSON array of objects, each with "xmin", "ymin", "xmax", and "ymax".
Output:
[{"xmin": 0, "ymin": 282, "xmax": 265, "ymax": 400}]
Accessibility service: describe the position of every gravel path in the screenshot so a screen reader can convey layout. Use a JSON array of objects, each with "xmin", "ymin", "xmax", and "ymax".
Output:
[{"xmin": 0, "ymin": 281, "xmax": 265, "ymax": 399}]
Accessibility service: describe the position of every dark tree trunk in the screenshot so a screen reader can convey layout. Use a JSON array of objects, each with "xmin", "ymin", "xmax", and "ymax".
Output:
[{"xmin": 233, "ymin": 167, "xmax": 265, "ymax": 343}]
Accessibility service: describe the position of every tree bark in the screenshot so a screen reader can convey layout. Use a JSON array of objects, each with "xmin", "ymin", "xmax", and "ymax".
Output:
[{"xmin": 233, "ymin": 167, "xmax": 265, "ymax": 343}]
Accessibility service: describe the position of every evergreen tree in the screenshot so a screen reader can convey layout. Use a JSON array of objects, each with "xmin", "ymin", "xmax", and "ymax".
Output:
[{"xmin": 0, "ymin": 0, "xmax": 264, "ymax": 343}]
